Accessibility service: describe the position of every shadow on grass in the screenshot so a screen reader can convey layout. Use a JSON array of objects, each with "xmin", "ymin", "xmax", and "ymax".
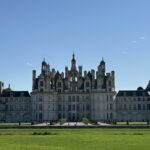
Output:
[{"xmin": 32, "ymin": 132, "xmax": 59, "ymax": 135}]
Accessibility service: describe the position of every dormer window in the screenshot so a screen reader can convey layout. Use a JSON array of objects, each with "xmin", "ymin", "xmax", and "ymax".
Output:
[
  {"xmin": 86, "ymin": 82, "xmax": 90, "ymax": 87},
  {"xmin": 58, "ymin": 82, "xmax": 62, "ymax": 88},
  {"xmin": 40, "ymin": 81, "xmax": 44, "ymax": 87}
]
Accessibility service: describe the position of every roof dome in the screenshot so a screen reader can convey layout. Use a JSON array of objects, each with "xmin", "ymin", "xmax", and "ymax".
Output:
[
  {"xmin": 137, "ymin": 87, "xmax": 144, "ymax": 91},
  {"xmin": 100, "ymin": 58, "xmax": 105, "ymax": 65},
  {"xmin": 42, "ymin": 58, "xmax": 47, "ymax": 65}
]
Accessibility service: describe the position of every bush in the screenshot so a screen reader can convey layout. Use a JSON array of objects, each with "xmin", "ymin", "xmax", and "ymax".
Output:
[
  {"xmin": 59, "ymin": 118, "xmax": 66, "ymax": 125},
  {"xmin": 82, "ymin": 117, "xmax": 89, "ymax": 125}
]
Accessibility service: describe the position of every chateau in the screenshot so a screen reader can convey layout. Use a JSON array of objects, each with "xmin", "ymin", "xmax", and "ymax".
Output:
[{"xmin": 0, "ymin": 54, "xmax": 150, "ymax": 122}]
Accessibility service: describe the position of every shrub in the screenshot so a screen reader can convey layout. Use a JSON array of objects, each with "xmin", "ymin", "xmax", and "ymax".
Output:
[
  {"xmin": 59, "ymin": 118, "xmax": 66, "ymax": 125},
  {"xmin": 82, "ymin": 117, "xmax": 89, "ymax": 125}
]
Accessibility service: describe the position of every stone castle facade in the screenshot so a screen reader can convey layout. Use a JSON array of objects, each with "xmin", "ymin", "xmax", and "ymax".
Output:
[{"xmin": 0, "ymin": 54, "xmax": 150, "ymax": 122}]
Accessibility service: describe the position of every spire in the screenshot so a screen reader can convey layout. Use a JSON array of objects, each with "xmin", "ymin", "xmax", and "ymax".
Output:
[
  {"xmin": 71, "ymin": 53, "xmax": 76, "ymax": 71},
  {"xmin": 72, "ymin": 53, "xmax": 75, "ymax": 61},
  {"xmin": 100, "ymin": 57, "xmax": 105, "ymax": 65},
  {"xmin": 8, "ymin": 84, "xmax": 10, "ymax": 89}
]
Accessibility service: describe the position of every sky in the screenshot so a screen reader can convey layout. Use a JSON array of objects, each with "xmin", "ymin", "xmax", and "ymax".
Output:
[{"xmin": 0, "ymin": 0, "xmax": 150, "ymax": 92}]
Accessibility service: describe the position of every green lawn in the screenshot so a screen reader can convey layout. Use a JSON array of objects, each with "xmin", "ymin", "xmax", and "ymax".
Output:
[
  {"xmin": 0, "ymin": 122, "xmax": 31, "ymax": 126},
  {"xmin": 0, "ymin": 128, "xmax": 150, "ymax": 150},
  {"xmin": 117, "ymin": 122, "xmax": 148, "ymax": 125}
]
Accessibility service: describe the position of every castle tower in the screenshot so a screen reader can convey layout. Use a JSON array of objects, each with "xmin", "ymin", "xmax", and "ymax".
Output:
[
  {"xmin": 97, "ymin": 58, "xmax": 106, "ymax": 89},
  {"xmin": 71, "ymin": 53, "xmax": 76, "ymax": 71},
  {"xmin": 32, "ymin": 70, "xmax": 36, "ymax": 90},
  {"xmin": 98, "ymin": 58, "xmax": 106, "ymax": 75},
  {"xmin": 0, "ymin": 81, "xmax": 4, "ymax": 94},
  {"xmin": 41, "ymin": 58, "xmax": 47, "ymax": 74}
]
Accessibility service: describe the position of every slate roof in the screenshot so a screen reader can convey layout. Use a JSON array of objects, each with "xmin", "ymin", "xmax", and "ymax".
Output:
[
  {"xmin": 146, "ymin": 81, "xmax": 150, "ymax": 91},
  {"xmin": 117, "ymin": 90, "xmax": 150, "ymax": 97},
  {"xmin": 0, "ymin": 91, "xmax": 31, "ymax": 97}
]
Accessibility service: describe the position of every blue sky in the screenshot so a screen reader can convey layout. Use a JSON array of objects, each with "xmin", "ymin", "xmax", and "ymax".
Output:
[{"xmin": 0, "ymin": 0, "xmax": 150, "ymax": 91}]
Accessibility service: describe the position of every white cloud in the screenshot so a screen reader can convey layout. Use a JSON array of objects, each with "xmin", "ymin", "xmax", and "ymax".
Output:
[
  {"xmin": 26, "ymin": 62, "xmax": 34, "ymax": 67},
  {"xmin": 139, "ymin": 36, "xmax": 146, "ymax": 40},
  {"xmin": 131, "ymin": 40, "xmax": 137, "ymax": 44}
]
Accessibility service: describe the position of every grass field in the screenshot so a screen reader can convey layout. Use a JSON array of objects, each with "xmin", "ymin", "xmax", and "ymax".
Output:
[
  {"xmin": 117, "ymin": 122, "xmax": 149, "ymax": 125},
  {"xmin": 0, "ymin": 129, "xmax": 150, "ymax": 150}
]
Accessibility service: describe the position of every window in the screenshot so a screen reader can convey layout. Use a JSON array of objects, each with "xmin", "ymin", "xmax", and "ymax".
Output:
[
  {"xmin": 58, "ymin": 89, "xmax": 61, "ymax": 93},
  {"xmin": 58, "ymin": 113, "xmax": 61, "ymax": 119},
  {"xmin": 147, "ymin": 104, "xmax": 150, "ymax": 110},
  {"xmin": 40, "ymin": 89, "xmax": 43, "ymax": 92},
  {"xmin": 58, "ymin": 82, "xmax": 61, "ymax": 88},
  {"xmin": 72, "ymin": 96, "xmax": 75, "ymax": 102},
  {"xmin": 86, "ymin": 82, "xmax": 90, "ymax": 87},
  {"xmin": 39, "ymin": 113, "xmax": 42, "ymax": 121},
  {"xmin": 39, "ymin": 96, "xmax": 42, "ymax": 102},
  {"xmin": 133, "ymin": 104, "xmax": 136, "ymax": 110},
  {"xmin": 124, "ymin": 104, "xmax": 126, "ymax": 110},
  {"xmin": 58, "ymin": 96, "xmax": 62, "ymax": 101},
  {"xmin": 110, "ymin": 104, "xmax": 113, "ymax": 110},
  {"xmin": 77, "ymin": 96, "xmax": 79, "ymax": 102},
  {"xmin": 68, "ymin": 96, "xmax": 71, "ymax": 102},
  {"xmin": 138, "ymin": 104, "xmax": 141, "ymax": 110},
  {"xmin": 68, "ymin": 105, "xmax": 71, "ymax": 111},
  {"xmin": 39, "ymin": 104, "xmax": 42, "ymax": 111},
  {"xmin": 109, "ymin": 81, "xmax": 111, "ymax": 86},
  {"xmin": 110, "ymin": 113, "xmax": 113, "ymax": 119},
  {"xmin": 40, "ymin": 81, "xmax": 44, "ymax": 87},
  {"xmin": 63, "ymin": 105, "xmax": 65, "ymax": 111},
  {"xmin": 143, "ymin": 104, "xmax": 145, "ymax": 110},
  {"xmin": 86, "ymin": 104, "xmax": 90, "ymax": 111},
  {"xmin": 86, "ymin": 89, "xmax": 90, "ymax": 93},
  {"xmin": 58, "ymin": 104, "xmax": 61, "ymax": 111},
  {"xmin": 73, "ymin": 104, "xmax": 75, "ymax": 111}
]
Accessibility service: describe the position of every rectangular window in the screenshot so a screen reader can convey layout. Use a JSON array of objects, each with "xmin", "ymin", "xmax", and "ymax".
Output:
[
  {"xmin": 39, "ymin": 104, "xmax": 42, "ymax": 111},
  {"xmin": 86, "ymin": 82, "xmax": 90, "ymax": 87},
  {"xmin": 110, "ymin": 104, "xmax": 113, "ymax": 110},
  {"xmin": 124, "ymin": 104, "xmax": 126, "ymax": 110},
  {"xmin": 58, "ymin": 82, "xmax": 61, "ymax": 88},
  {"xmin": 68, "ymin": 96, "xmax": 71, "ymax": 102},
  {"xmin": 72, "ymin": 96, "xmax": 75, "ymax": 102},
  {"xmin": 58, "ymin": 104, "xmax": 61, "ymax": 111},
  {"xmin": 40, "ymin": 81, "xmax": 43, "ymax": 87},
  {"xmin": 147, "ymin": 104, "xmax": 150, "ymax": 110},
  {"xmin": 134, "ymin": 104, "xmax": 136, "ymax": 110},
  {"xmin": 86, "ymin": 89, "xmax": 90, "ymax": 93},
  {"xmin": 86, "ymin": 104, "xmax": 90, "ymax": 111},
  {"xmin": 77, "ymin": 96, "xmax": 79, "ymax": 102},
  {"xmin": 68, "ymin": 105, "xmax": 71, "ymax": 111},
  {"xmin": 138, "ymin": 104, "xmax": 141, "ymax": 110},
  {"xmin": 73, "ymin": 104, "xmax": 75, "ymax": 111}
]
